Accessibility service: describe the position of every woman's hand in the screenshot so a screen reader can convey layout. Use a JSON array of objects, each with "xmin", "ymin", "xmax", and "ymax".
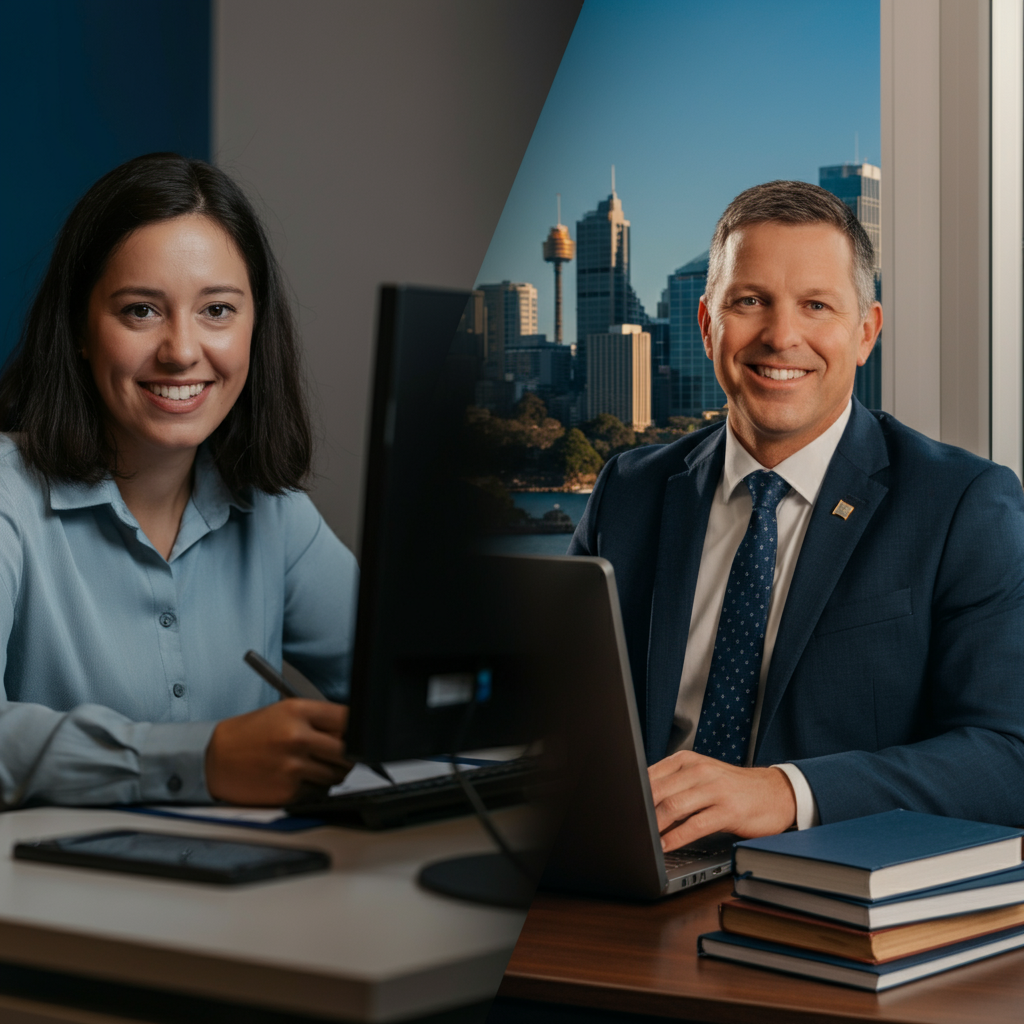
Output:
[{"xmin": 205, "ymin": 700, "xmax": 350, "ymax": 805}]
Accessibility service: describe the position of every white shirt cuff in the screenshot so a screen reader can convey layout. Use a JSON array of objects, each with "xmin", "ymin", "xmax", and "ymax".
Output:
[{"xmin": 772, "ymin": 762, "xmax": 820, "ymax": 830}]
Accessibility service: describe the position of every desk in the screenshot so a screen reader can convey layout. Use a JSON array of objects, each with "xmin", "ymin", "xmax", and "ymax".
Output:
[
  {"xmin": 498, "ymin": 878, "xmax": 1024, "ymax": 1024},
  {"xmin": 0, "ymin": 806, "xmax": 530, "ymax": 1023}
]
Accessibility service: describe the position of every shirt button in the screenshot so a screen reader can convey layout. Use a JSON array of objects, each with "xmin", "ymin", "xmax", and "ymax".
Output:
[
  {"xmin": 172, "ymin": 683, "xmax": 185, "ymax": 698},
  {"xmin": 159, "ymin": 612, "xmax": 176, "ymax": 628},
  {"xmin": 167, "ymin": 774, "xmax": 183, "ymax": 793}
]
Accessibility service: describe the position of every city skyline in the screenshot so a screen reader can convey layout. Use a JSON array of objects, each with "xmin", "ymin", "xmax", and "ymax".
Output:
[
  {"xmin": 477, "ymin": 157, "xmax": 884, "ymax": 423},
  {"xmin": 475, "ymin": 0, "xmax": 881, "ymax": 348}
]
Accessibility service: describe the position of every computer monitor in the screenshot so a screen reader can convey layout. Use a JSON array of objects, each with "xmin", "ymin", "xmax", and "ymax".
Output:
[{"xmin": 346, "ymin": 285, "xmax": 539, "ymax": 765}]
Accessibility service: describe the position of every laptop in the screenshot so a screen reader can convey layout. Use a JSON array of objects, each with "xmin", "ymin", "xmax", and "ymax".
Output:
[
  {"xmin": 515, "ymin": 555, "xmax": 735, "ymax": 901},
  {"xmin": 294, "ymin": 551, "xmax": 732, "ymax": 898}
]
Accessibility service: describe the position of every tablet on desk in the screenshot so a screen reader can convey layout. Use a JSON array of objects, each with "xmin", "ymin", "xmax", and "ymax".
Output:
[{"xmin": 13, "ymin": 829, "xmax": 331, "ymax": 885}]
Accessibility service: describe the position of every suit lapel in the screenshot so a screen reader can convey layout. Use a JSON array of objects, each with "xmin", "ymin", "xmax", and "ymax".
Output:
[
  {"xmin": 753, "ymin": 402, "xmax": 890, "ymax": 761},
  {"xmin": 644, "ymin": 427, "xmax": 726, "ymax": 763}
]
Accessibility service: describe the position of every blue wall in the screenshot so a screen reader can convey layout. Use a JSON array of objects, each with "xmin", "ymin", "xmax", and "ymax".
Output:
[{"xmin": 0, "ymin": 0, "xmax": 211, "ymax": 364}]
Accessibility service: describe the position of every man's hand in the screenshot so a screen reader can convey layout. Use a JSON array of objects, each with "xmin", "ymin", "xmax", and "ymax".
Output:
[
  {"xmin": 205, "ymin": 700, "xmax": 350, "ymax": 805},
  {"xmin": 648, "ymin": 750, "xmax": 797, "ymax": 851}
]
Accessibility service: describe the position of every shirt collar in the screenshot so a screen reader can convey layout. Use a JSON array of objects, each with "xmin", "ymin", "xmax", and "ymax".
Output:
[
  {"xmin": 48, "ymin": 444, "xmax": 253, "ymax": 531},
  {"xmin": 189, "ymin": 444, "xmax": 253, "ymax": 529},
  {"xmin": 47, "ymin": 474, "xmax": 120, "ymax": 514},
  {"xmin": 721, "ymin": 400, "xmax": 853, "ymax": 507}
]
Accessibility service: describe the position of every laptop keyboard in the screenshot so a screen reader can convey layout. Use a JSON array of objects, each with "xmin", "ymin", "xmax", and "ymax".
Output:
[{"xmin": 663, "ymin": 841, "xmax": 734, "ymax": 869}]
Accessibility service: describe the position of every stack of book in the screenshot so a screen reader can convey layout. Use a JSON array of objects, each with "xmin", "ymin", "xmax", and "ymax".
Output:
[{"xmin": 698, "ymin": 809, "xmax": 1024, "ymax": 990}]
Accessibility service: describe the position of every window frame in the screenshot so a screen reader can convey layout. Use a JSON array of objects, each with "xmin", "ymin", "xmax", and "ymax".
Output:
[{"xmin": 881, "ymin": 0, "xmax": 1023, "ymax": 477}]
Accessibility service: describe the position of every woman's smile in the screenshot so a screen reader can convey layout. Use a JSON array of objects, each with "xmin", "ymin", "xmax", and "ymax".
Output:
[{"xmin": 139, "ymin": 380, "xmax": 213, "ymax": 413}]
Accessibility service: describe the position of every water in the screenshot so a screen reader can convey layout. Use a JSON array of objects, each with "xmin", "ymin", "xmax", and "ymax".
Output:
[
  {"xmin": 510, "ymin": 491, "xmax": 591, "ymax": 523},
  {"xmin": 480, "ymin": 490, "xmax": 591, "ymax": 557}
]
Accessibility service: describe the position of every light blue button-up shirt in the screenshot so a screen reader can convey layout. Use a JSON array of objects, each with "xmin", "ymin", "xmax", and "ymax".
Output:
[{"xmin": 0, "ymin": 434, "xmax": 358, "ymax": 807}]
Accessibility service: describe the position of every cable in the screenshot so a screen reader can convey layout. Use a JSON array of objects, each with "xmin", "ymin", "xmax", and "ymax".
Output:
[
  {"xmin": 449, "ymin": 681, "xmax": 539, "ymax": 884},
  {"xmin": 450, "ymin": 760, "xmax": 538, "ymax": 883}
]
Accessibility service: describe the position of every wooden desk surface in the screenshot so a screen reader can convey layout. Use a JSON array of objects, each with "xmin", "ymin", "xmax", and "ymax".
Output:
[
  {"xmin": 0, "ymin": 806, "xmax": 531, "ymax": 1022},
  {"xmin": 500, "ymin": 878, "xmax": 1024, "ymax": 1024}
]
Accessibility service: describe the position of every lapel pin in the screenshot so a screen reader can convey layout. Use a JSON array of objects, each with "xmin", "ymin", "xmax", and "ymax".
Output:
[{"xmin": 832, "ymin": 499, "xmax": 855, "ymax": 520}]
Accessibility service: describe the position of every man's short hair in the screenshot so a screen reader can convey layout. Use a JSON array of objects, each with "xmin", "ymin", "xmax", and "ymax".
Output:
[{"xmin": 705, "ymin": 180, "xmax": 876, "ymax": 317}]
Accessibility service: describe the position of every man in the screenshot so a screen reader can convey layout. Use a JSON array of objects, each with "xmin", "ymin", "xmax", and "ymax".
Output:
[{"xmin": 569, "ymin": 181, "xmax": 1024, "ymax": 851}]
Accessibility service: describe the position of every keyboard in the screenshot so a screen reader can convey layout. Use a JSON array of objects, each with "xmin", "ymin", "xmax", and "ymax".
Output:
[
  {"xmin": 663, "ymin": 836, "xmax": 737, "ymax": 869},
  {"xmin": 287, "ymin": 758, "xmax": 544, "ymax": 830}
]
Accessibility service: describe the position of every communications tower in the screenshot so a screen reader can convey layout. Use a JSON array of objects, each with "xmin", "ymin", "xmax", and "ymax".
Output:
[{"xmin": 542, "ymin": 194, "xmax": 575, "ymax": 344}]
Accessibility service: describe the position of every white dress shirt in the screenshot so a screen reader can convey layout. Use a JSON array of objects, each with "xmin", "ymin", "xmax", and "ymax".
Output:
[{"xmin": 670, "ymin": 401, "xmax": 853, "ymax": 830}]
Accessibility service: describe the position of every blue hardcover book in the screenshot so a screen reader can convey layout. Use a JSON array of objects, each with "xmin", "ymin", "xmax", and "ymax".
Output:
[
  {"xmin": 734, "ymin": 864, "xmax": 1024, "ymax": 929},
  {"xmin": 698, "ymin": 923, "xmax": 1024, "ymax": 991},
  {"xmin": 732, "ymin": 810, "xmax": 1023, "ymax": 901}
]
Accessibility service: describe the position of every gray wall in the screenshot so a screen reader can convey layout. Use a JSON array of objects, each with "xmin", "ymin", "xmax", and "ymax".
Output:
[{"xmin": 214, "ymin": 0, "xmax": 581, "ymax": 550}]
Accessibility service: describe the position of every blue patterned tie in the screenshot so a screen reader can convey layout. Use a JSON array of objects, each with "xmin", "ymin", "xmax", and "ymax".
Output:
[{"xmin": 692, "ymin": 470, "xmax": 789, "ymax": 765}]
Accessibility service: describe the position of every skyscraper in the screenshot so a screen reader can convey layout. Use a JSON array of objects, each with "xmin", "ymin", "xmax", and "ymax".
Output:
[
  {"xmin": 667, "ymin": 252, "xmax": 726, "ymax": 417},
  {"xmin": 477, "ymin": 281, "xmax": 538, "ymax": 380},
  {"xmin": 819, "ymin": 162, "xmax": 881, "ymax": 271},
  {"xmin": 575, "ymin": 172, "xmax": 633, "ymax": 389},
  {"xmin": 820, "ymin": 162, "xmax": 882, "ymax": 408},
  {"xmin": 585, "ymin": 324, "xmax": 651, "ymax": 429},
  {"xmin": 646, "ymin": 316, "xmax": 670, "ymax": 426}
]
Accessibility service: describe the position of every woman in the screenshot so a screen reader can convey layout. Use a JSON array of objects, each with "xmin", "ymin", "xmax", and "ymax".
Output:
[{"xmin": 0, "ymin": 153, "xmax": 357, "ymax": 807}]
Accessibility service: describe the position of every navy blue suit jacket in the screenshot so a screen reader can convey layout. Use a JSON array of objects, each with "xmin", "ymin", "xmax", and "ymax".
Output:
[{"xmin": 569, "ymin": 400, "xmax": 1024, "ymax": 826}]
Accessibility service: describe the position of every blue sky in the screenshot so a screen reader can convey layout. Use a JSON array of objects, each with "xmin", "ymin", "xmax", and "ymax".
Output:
[{"xmin": 475, "ymin": 0, "xmax": 881, "ymax": 345}]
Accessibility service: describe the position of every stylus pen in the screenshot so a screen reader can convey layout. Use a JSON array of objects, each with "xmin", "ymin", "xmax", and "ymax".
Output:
[
  {"xmin": 243, "ymin": 650, "xmax": 394, "ymax": 785},
  {"xmin": 244, "ymin": 649, "xmax": 329, "ymax": 702}
]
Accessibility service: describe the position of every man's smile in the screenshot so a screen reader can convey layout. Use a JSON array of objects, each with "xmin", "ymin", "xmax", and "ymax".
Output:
[{"xmin": 751, "ymin": 365, "xmax": 810, "ymax": 381}]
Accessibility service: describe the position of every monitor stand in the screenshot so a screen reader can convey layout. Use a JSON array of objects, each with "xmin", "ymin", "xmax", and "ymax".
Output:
[{"xmin": 419, "ymin": 851, "xmax": 546, "ymax": 909}]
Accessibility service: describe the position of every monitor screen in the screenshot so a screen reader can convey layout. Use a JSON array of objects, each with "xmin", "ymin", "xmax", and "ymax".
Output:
[{"xmin": 346, "ymin": 285, "xmax": 538, "ymax": 762}]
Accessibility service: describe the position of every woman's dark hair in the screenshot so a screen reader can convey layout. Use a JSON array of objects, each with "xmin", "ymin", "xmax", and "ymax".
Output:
[{"xmin": 0, "ymin": 152, "xmax": 312, "ymax": 493}]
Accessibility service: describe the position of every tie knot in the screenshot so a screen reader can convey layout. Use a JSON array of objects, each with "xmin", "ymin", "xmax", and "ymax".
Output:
[{"xmin": 745, "ymin": 470, "xmax": 788, "ymax": 511}]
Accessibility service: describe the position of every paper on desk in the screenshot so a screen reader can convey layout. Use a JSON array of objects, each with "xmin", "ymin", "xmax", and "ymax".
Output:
[
  {"xmin": 147, "ymin": 805, "xmax": 290, "ymax": 824},
  {"xmin": 327, "ymin": 757, "xmax": 484, "ymax": 796},
  {"xmin": 326, "ymin": 747, "xmax": 525, "ymax": 796}
]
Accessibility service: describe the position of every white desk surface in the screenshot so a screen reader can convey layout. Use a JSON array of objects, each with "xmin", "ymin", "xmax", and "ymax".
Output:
[{"xmin": 0, "ymin": 806, "xmax": 532, "ymax": 1022}]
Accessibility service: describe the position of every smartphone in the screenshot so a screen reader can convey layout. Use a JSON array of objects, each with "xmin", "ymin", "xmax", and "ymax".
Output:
[{"xmin": 14, "ymin": 830, "xmax": 331, "ymax": 885}]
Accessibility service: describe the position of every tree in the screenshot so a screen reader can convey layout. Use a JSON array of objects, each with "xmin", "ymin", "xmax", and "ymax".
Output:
[
  {"xmin": 557, "ymin": 428, "xmax": 603, "ymax": 482},
  {"xmin": 582, "ymin": 413, "xmax": 635, "ymax": 456},
  {"xmin": 667, "ymin": 415, "xmax": 702, "ymax": 434},
  {"xmin": 514, "ymin": 392, "xmax": 547, "ymax": 426},
  {"xmin": 462, "ymin": 404, "xmax": 565, "ymax": 476}
]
